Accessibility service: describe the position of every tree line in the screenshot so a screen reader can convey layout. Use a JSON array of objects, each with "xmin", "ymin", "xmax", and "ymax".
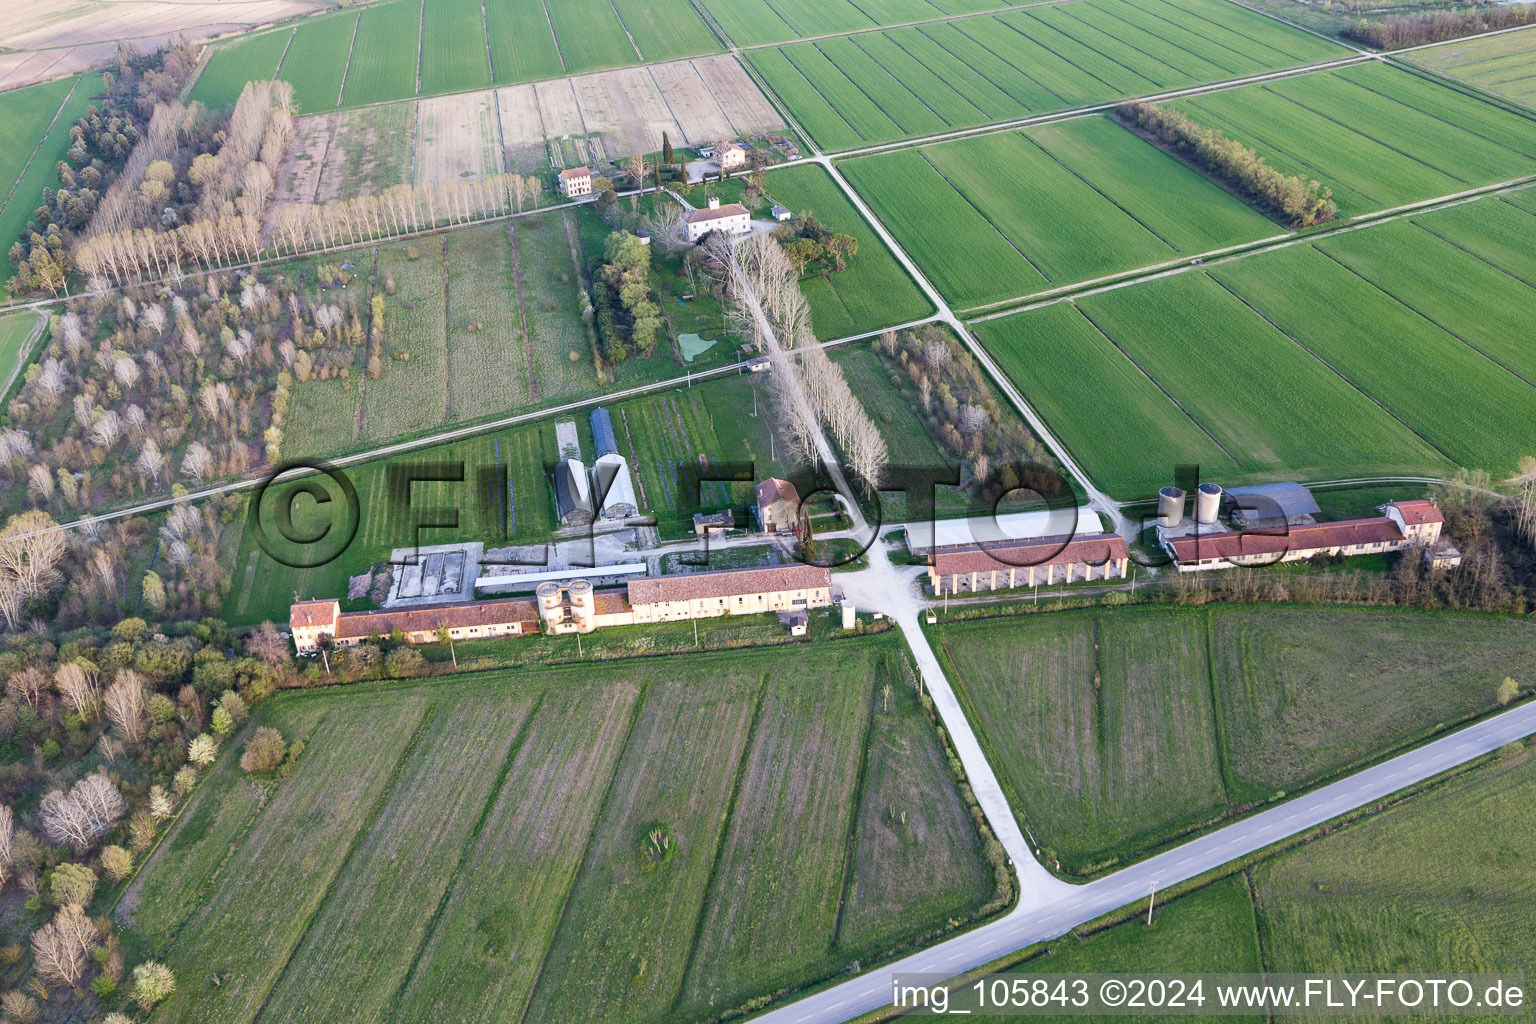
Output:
[
  {"xmin": 1343, "ymin": 4, "xmax": 1536, "ymax": 48},
  {"xmin": 1116, "ymin": 101, "xmax": 1337, "ymax": 227},
  {"xmin": 590, "ymin": 231, "xmax": 663, "ymax": 362}
]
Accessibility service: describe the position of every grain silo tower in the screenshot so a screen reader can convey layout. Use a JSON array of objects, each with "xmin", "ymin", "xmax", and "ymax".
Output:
[
  {"xmin": 1196, "ymin": 483, "xmax": 1223, "ymax": 525},
  {"xmin": 1158, "ymin": 486, "xmax": 1186, "ymax": 529}
]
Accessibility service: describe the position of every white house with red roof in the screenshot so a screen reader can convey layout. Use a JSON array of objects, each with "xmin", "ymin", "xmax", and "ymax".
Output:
[
  {"xmin": 683, "ymin": 196, "xmax": 752, "ymax": 243},
  {"xmin": 557, "ymin": 166, "xmax": 592, "ymax": 197}
]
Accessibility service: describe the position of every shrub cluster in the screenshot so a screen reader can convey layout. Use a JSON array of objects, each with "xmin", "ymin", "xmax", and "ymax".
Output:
[{"xmin": 1116, "ymin": 101, "xmax": 1337, "ymax": 227}]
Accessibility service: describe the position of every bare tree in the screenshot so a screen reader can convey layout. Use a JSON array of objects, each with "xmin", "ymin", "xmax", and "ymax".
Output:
[
  {"xmin": 32, "ymin": 905, "xmax": 94, "ymax": 986},
  {"xmin": 0, "ymin": 803, "xmax": 13, "ymax": 890},
  {"xmin": 105, "ymin": 670, "xmax": 147, "ymax": 743},
  {"xmin": 40, "ymin": 773, "xmax": 125, "ymax": 852},
  {"xmin": 0, "ymin": 511, "xmax": 67, "ymax": 630},
  {"xmin": 55, "ymin": 662, "xmax": 102, "ymax": 722}
]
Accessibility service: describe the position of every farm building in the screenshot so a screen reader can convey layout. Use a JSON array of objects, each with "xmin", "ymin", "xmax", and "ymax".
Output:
[
  {"xmin": 927, "ymin": 533, "xmax": 1131, "ymax": 595},
  {"xmin": 589, "ymin": 407, "xmax": 638, "ymax": 519},
  {"xmin": 1225, "ymin": 482, "xmax": 1320, "ymax": 529},
  {"xmin": 554, "ymin": 459, "xmax": 594, "ymax": 525},
  {"xmin": 628, "ymin": 564, "xmax": 833, "ymax": 622},
  {"xmin": 288, "ymin": 598, "xmax": 540, "ymax": 652},
  {"xmin": 693, "ymin": 509, "xmax": 735, "ymax": 535},
  {"xmin": 291, "ymin": 564, "xmax": 835, "ymax": 649},
  {"xmin": 906, "ymin": 507, "xmax": 1102, "ymax": 557},
  {"xmin": 755, "ymin": 477, "xmax": 801, "ymax": 533},
  {"xmin": 557, "ymin": 166, "xmax": 592, "ymax": 197},
  {"xmin": 771, "ymin": 204, "xmax": 792, "ymax": 222},
  {"xmin": 743, "ymin": 355, "xmax": 771, "ymax": 373},
  {"xmin": 718, "ymin": 141, "xmax": 748, "ymax": 170},
  {"xmin": 1164, "ymin": 500, "xmax": 1444, "ymax": 572},
  {"xmin": 683, "ymin": 196, "xmax": 752, "ymax": 243}
]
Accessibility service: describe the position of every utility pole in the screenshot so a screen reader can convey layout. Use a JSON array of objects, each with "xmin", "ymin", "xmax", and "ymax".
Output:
[{"xmin": 1147, "ymin": 883, "xmax": 1156, "ymax": 926}]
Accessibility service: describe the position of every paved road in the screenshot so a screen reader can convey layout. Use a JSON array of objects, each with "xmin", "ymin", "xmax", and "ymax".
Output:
[{"xmin": 756, "ymin": 698, "xmax": 1536, "ymax": 1024}]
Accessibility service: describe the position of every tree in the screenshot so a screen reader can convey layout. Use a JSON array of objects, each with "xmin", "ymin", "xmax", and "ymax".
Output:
[
  {"xmin": 247, "ymin": 621, "xmax": 292, "ymax": 668},
  {"xmin": 0, "ymin": 992, "xmax": 38, "ymax": 1023},
  {"xmin": 240, "ymin": 727, "xmax": 286, "ymax": 773},
  {"xmin": 1497, "ymin": 677, "xmax": 1520, "ymax": 706},
  {"xmin": 100, "ymin": 845, "xmax": 133, "ymax": 883},
  {"xmin": 0, "ymin": 510, "xmax": 67, "ymax": 630},
  {"xmin": 217, "ymin": 690, "xmax": 248, "ymax": 728},
  {"xmin": 105, "ymin": 670, "xmax": 147, "ymax": 743},
  {"xmin": 661, "ymin": 131, "xmax": 673, "ymax": 167},
  {"xmin": 32, "ymin": 905, "xmax": 94, "ymax": 986},
  {"xmin": 0, "ymin": 803, "xmax": 13, "ymax": 890},
  {"xmin": 622, "ymin": 154, "xmax": 647, "ymax": 189},
  {"xmin": 40, "ymin": 773, "xmax": 126, "ymax": 853},
  {"xmin": 211, "ymin": 705, "xmax": 233, "ymax": 735},
  {"xmin": 55, "ymin": 662, "xmax": 102, "ymax": 722},
  {"xmin": 50, "ymin": 863, "xmax": 97, "ymax": 909},
  {"xmin": 188, "ymin": 733, "xmax": 218, "ymax": 766},
  {"xmin": 149, "ymin": 785, "xmax": 175, "ymax": 820},
  {"xmin": 133, "ymin": 961, "xmax": 176, "ymax": 1011}
]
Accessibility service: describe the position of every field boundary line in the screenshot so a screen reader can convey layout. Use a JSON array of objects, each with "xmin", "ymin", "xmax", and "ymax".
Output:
[
  {"xmin": 1021, "ymin": 4, "xmax": 1190, "ymax": 90},
  {"xmin": 1310, "ymin": 244, "xmax": 1536, "ymax": 391},
  {"xmin": 1410, "ymin": 217, "xmax": 1536, "ymax": 291},
  {"xmin": 1073, "ymin": 303, "xmax": 1243, "ymax": 465},
  {"xmin": 271, "ymin": 26, "xmax": 297, "ymax": 83},
  {"xmin": 516, "ymin": 685, "xmax": 647, "ymax": 1024},
  {"xmin": 480, "ymin": 0, "xmax": 496, "ymax": 82},
  {"xmin": 994, "ymin": 12, "xmax": 1126, "ymax": 97},
  {"xmin": 0, "ymin": 311, "xmax": 46, "ymax": 401},
  {"xmin": 249, "ymin": 701, "xmax": 440, "ymax": 1024},
  {"xmin": 1203, "ymin": 272, "xmax": 1460, "ymax": 463},
  {"xmin": 735, "ymin": 0, "xmax": 1073, "ymax": 51},
  {"xmin": 1073, "ymin": 0, "xmax": 1245, "ymax": 79},
  {"xmin": 1382, "ymin": 54, "xmax": 1536, "ymax": 125},
  {"xmin": 385, "ymin": 689, "xmax": 546, "ymax": 1016},
  {"xmin": 414, "ymin": 0, "xmax": 425, "ymax": 94},
  {"xmin": 0, "ymin": 73, "xmax": 80, "ymax": 219},
  {"xmin": 806, "ymin": 39, "xmax": 906, "ymax": 138},
  {"xmin": 604, "ymin": 0, "xmax": 646, "ymax": 62},
  {"xmin": 915, "ymin": 149, "xmax": 1050, "ymax": 281},
  {"xmin": 845, "ymin": 32, "xmax": 960, "ymax": 127},
  {"xmin": 1391, "ymin": 19, "xmax": 1536, "ymax": 57},
  {"xmin": 936, "ymin": 19, "xmax": 1070, "ymax": 109},
  {"xmin": 814, "ymin": 52, "xmax": 1371, "ymax": 158},
  {"xmin": 538, "ymin": 0, "xmax": 569, "ymax": 73},
  {"xmin": 765, "ymin": 46, "xmax": 865, "ymax": 144},
  {"xmin": 1332, "ymin": 67, "xmax": 1536, "ymax": 161},
  {"xmin": 673, "ymin": 672, "xmax": 773, "ymax": 1012},
  {"xmin": 336, "ymin": 11, "xmax": 360, "ymax": 106},
  {"xmin": 881, "ymin": 30, "xmax": 994, "ymax": 122},
  {"xmin": 1211, "ymin": 0, "xmax": 1369, "ymax": 56},
  {"xmin": 1021, "ymin": 131, "xmax": 1180, "ymax": 249},
  {"xmin": 1055, "ymin": 3, "xmax": 1226, "ymax": 83},
  {"xmin": 962, "ymin": 175, "xmax": 1536, "ymax": 323}
]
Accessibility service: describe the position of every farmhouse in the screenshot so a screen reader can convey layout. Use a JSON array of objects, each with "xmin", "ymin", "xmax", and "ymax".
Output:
[
  {"xmin": 288, "ymin": 597, "xmax": 540, "ymax": 651},
  {"xmin": 1164, "ymin": 499, "xmax": 1444, "ymax": 572},
  {"xmin": 291, "ymin": 564, "xmax": 835, "ymax": 650},
  {"xmin": 718, "ymin": 141, "xmax": 748, "ymax": 170},
  {"xmin": 557, "ymin": 166, "xmax": 592, "ymax": 197},
  {"xmin": 755, "ymin": 477, "xmax": 801, "ymax": 533},
  {"xmin": 683, "ymin": 196, "xmax": 752, "ymax": 243},
  {"xmin": 628, "ymin": 564, "xmax": 833, "ymax": 622},
  {"xmin": 927, "ymin": 533, "xmax": 1131, "ymax": 595}
]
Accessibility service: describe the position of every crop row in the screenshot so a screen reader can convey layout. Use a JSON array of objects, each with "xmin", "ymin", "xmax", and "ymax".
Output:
[
  {"xmin": 974, "ymin": 193, "xmax": 1536, "ymax": 498},
  {"xmin": 420, "ymin": 0, "xmax": 494, "ymax": 96},
  {"xmin": 843, "ymin": 116, "xmax": 1276, "ymax": 309},
  {"xmin": 751, "ymin": 0, "xmax": 1348, "ymax": 149}
]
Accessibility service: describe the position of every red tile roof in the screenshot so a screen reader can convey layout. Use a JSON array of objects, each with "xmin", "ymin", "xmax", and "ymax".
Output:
[
  {"xmin": 1388, "ymin": 499, "xmax": 1444, "ymax": 525},
  {"xmin": 593, "ymin": 591, "xmax": 632, "ymax": 616},
  {"xmin": 290, "ymin": 600, "xmax": 337, "ymax": 629},
  {"xmin": 1167, "ymin": 517, "xmax": 1403, "ymax": 564},
  {"xmin": 560, "ymin": 166, "xmax": 590, "ymax": 179},
  {"xmin": 333, "ymin": 598, "xmax": 539, "ymax": 640},
  {"xmin": 628, "ymin": 564, "xmax": 830, "ymax": 605},
  {"xmin": 684, "ymin": 203, "xmax": 750, "ymax": 224},
  {"xmin": 755, "ymin": 477, "xmax": 798, "ymax": 507},
  {"xmin": 932, "ymin": 533, "xmax": 1129, "ymax": 575}
]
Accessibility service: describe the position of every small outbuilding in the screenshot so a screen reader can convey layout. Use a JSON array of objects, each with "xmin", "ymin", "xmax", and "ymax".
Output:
[
  {"xmin": 770, "ymin": 204, "xmax": 792, "ymax": 222},
  {"xmin": 693, "ymin": 509, "xmax": 735, "ymax": 535}
]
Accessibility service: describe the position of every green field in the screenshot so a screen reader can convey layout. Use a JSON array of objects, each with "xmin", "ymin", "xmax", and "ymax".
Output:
[
  {"xmin": 1407, "ymin": 27, "xmax": 1536, "ymax": 110},
  {"xmin": 933, "ymin": 604, "xmax": 1535, "ymax": 871},
  {"xmin": 122, "ymin": 640, "xmax": 997, "ymax": 1023},
  {"xmin": 0, "ymin": 76, "xmax": 76, "ymax": 210},
  {"xmin": 0, "ymin": 74, "xmax": 100, "ymax": 295},
  {"xmin": 994, "ymin": 747, "xmax": 1536, "ymax": 1018},
  {"xmin": 340, "ymin": 0, "xmax": 422, "ymax": 107},
  {"xmin": 421, "ymin": 0, "xmax": 494, "ymax": 95},
  {"xmin": 485, "ymin": 0, "xmax": 566, "ymax": 81},
  {"xmin": 190, "ymin": 29, "xmax": 290, "ymax": 109},
  {"xmin": 843, "ymin": 116, "xmax": 1281, "ymax": 308},
  {"xmin": 278, "ymin": 12, "xmax": 359, "ymax": 113},
  {"xmin": 749, "ymin": 0, "xmax": 1346, "ymax": 149},
  {"xmin": 613, "ymin": 0, "xmax": 723, "ymax": 61},
  {"xmin": 973, "ymin": 190, "xmax": 1536, "ymax": 499},
  {"xmin": 0, "ymin": 310, "xmax": 44, "ymax": 399},
  {"xmin": 763, "ymin": 163, "xmax": 933, "ymax": 337},
  {"xmin": 1170, "ymin": 63, "xmax": 1536, "ymax": 218}
]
